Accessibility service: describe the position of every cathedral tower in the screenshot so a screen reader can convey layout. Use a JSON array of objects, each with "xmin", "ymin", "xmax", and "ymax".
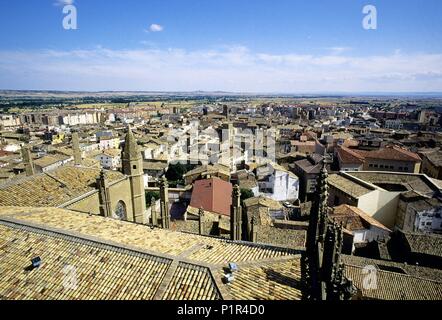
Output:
[{"xmin": 122, "ymin": 127, "xmax": 146, "ymax": 224}]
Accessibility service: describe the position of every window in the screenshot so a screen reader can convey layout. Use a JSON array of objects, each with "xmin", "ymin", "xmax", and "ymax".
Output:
[
  {"xmin": 133, "ymin": 165, "xmax": 137, "ymax": 170},
  {"xmin": 114, "ymin": 201, "xmax": 127, "ymax": 220}
]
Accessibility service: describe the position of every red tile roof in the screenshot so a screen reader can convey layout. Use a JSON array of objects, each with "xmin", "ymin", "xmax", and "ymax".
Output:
[
  {"xmin": 330, "ymin": 204, "xmax": 391, "ymax": 232},
  {"xmin": 362, "ymin": 146, "xmax": 422, "ymax": 162},
  {"xmin": 0, "ymin": 150, "xmax": 13, "ymax": 157},
  {"xmin": 337, "ymin": 146, "xmax": 422, "ymax": 164},
  {"xmin": 190, "ymin": 177, "xmax": 233, "ymax": 216},
  {"xmin": 336, "ymin": 146, "xmax": 365, "ymax": 165}
]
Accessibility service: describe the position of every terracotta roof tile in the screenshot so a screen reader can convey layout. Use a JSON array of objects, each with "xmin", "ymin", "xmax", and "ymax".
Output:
[
  {"xmin": 0, "ymin": 167, "xmax": 124, "ymax": 207},
  {"xmin": 330, "ymin": 204, "xmax": 391, "ymax": 232},
  {"xmin": 190, "ymin": 178, "xmax": 233, "ymax": 216},
  {"xmin": 0, "ymin": 207, "xmax": 303, "ymax": 300}
]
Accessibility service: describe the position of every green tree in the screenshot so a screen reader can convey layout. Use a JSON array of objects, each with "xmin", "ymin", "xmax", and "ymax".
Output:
[
  {"xmin": 165, "ymin": 163, "xmax": 196, "ymax": 187},
  {"xmin": 145, "ymin": 191, "xmax": 160, "ymax": 207},
  {"xmin": 165, "ymin": 163, "xmax": 186, "ymax": 182},
  {"xmin": 240, "ymin": 188, "xmax": 254, "ymax": 204}
]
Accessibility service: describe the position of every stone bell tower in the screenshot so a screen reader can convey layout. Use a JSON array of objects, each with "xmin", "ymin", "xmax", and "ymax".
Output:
[{"xmin": 122, "ymin": 127, "xmax": 146, "ymax": 224}]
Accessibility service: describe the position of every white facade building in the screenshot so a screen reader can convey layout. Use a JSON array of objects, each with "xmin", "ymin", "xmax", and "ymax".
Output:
[
  {"xmin": 256, "ymin": 163, "xmax": 299, "ymax": 202},
  {"xmin": 415, "ymin": 208, "xmax": 442, "ymax": 234},
  {"xmin": 96, "ymin": 149, "xmax": 121, "ymax": 170}
]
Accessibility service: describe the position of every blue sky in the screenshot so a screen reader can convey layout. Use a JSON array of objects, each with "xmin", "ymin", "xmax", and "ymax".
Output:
[{"xmin": 0, "ymin": 0, "xmax": 441, "ymax": 92}]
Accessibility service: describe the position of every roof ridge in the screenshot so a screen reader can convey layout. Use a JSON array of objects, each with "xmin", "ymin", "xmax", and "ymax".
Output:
[{"xmin": 0, "ymin": 217, "xmax": 174, "ymax": 263}]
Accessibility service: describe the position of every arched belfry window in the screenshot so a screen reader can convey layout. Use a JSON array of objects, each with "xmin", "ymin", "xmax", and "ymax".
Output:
[{"xmin": 114, "ymin": 201, "xmax": 127, "ymax": 220}]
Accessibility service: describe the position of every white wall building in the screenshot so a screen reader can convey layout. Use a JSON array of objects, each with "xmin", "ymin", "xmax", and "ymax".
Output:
[
  {"xmin": 415, "ymin": 208, "xmax": 442, "ymax": 234},
  {"xmin": 2, "ymin": 142, "xmax": 24, "ymax": 153},
  {"xmin": 256, "ymin": 163, "xmax": 299, "ymax": 202},
  {"xmin": 99, "ymin": 137, "xmax": 120, "ymax": 150},
  {"xmin": 96, "ymin": 149, "xmax": 121, "ymax": 170}
]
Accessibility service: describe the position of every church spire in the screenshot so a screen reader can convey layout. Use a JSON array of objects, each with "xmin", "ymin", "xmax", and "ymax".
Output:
[
  {"xmin": 304, "ymin": 160, "xmax": 330, "ymax": 300},
  {"xmin": 122, "ymin": 125, "xmax": 141, "ymax": 162},
  {"xmin": 317, "ymin": 161, "xmax": 329, "ymax": 244},
  {"xmin": 121, "ymin": 126, "xmax": 146, "ymax": 224},
  {"xmin": 306, "ymin": 161, "xmax": 329, "ymax": 251}
]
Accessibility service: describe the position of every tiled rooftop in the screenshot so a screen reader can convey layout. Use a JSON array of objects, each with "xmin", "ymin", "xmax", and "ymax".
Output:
[
  {"xmin": 330, "ymin": 204, "xmax": 391, "ymax": 232},
  {"xmin": 162, "ymin": 262, "xmax": 221, "ymax": 300},
  {"xmin": 34, "ymin": 154, "xmax": 71, "ymax": 168},
  {"xmin": 254, "ymin": 226, "xmax": 306, "ymax": 249},
  {"xmin": 328, "ymin": 174, "xmax": 373, "ymax": 198},
  {"xmin": 0, "ymin": 222, "xmax": 171, "ymax": 300},
  {"xmin": 426, "ymin": 150, "xmax": 442, "ymax": 167},
  {"xmin": 347, "ymin": 171, "xmax": 440, "ymax": 195},
  {"xmin": 0, "ymin": 206, "xmax": 303, "ymax": 300},
  {"xmin": 402, "ymin": 232, "xmax": 442, "ymax": 258},
  {"xmin": 342, "ymin": 254, "xmax": 442, "ymax": 282},
  {"xmin": 221, "ymin": 259, "xmax": 303, "ymax": 300},
  {"xmin": 344, "ymin": 264, "xmax": 442, "ymax": 300},
  {"xmin": 0, "ymin": 167, "xmax": 124, "ymax": 207},
  {"xmin": 244, "ymin": 196, "xmax": 283, "ymax": 210},
  {"xmin": 187, "ymin": 240, "xmax": 295, "ymax": 265}
]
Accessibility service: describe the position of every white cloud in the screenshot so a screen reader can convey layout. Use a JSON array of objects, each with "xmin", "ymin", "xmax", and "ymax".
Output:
[
  {"xmin": 54, "ymin": 0, "xmax": 74, "ymax": 6},
  {"xmin": 327, "ymin": 47, "xmax": 352, "ymax": 55},
  {"xmin": 0, "ymin": 46, "xmax": 441, "ymax": 92},
  {"xmin": 145, "ymin": 24, "xmax": 164, "ymax": 33}
]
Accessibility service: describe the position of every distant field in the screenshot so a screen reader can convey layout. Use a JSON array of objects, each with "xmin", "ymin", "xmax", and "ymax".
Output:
[{"xmin": 1, "ymin": 90, "xmax": 442, "ymax": 114}]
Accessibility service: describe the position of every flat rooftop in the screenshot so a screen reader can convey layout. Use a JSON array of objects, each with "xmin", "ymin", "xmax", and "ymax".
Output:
[
  {"xmin": 347, "ymin": 171, "xmax": 441, "ymax": 196},
  {"xmin": 328, "ymin": 174, "xmax": 374, "ymax": 199}
]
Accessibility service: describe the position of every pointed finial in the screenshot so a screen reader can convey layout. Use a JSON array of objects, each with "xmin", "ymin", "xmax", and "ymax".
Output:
[{"xmin": 233, "ymin": 184, "xmax": 241, "ymax": 196}]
